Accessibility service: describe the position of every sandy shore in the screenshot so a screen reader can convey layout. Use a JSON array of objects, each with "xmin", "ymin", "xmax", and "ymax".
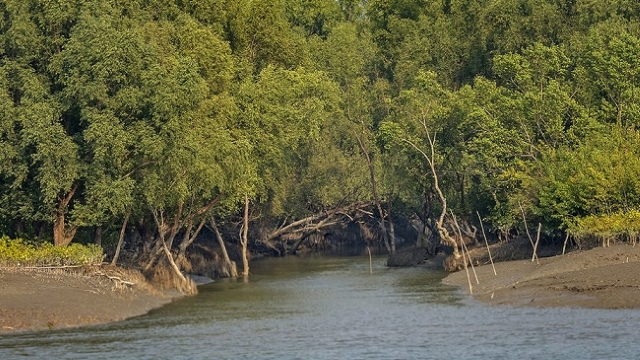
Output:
[
  {"xmin": 443, "ymin": 243, "xmax": 640, "ymax": 309},
  {"xmin": 0, "ymin": 266, "xmax": 182, "ymax": 334}
]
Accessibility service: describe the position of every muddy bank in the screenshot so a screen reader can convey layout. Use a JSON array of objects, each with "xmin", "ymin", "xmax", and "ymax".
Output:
[
  {"xmin": 442, "ymin": 244, "xmax": 640, "ymax": 309},
  {"xmin": 0, "ymin": 266, "xmax": 184, "ymax": 334}
]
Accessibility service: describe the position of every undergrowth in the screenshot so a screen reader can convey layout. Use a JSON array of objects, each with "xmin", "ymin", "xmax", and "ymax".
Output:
[{"xmin": 0, "ymin": 236, "xmax": 104, "ymax": 267}]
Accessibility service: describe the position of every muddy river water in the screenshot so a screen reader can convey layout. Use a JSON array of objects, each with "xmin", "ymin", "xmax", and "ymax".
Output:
[{"xmin": 1, "ymin": 255, "xmax": 639, "ymax": 359}]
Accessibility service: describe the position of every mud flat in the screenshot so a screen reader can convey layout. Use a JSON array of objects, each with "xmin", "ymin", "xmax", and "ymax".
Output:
[
  {"xmin": 0, "ymin": 267, "xmax": 182, "ymax": 334},
  {"xmin": 443, "ymin": 244, "xmax": 640, "ymax": 309}
]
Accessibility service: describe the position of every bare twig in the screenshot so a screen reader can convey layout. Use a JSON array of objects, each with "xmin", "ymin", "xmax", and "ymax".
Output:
[
  {"xmin": 111, "ymin": 212, "xmax": 130, "ymax": 266},
  {"xmin": 95, "ymin": 271, "xmax": 135, "ymax": 286},
  {"xmin": 532, "ymin": 223, "xmax": 541, "ymax": 264},
  {"xmin": 403, "ymin": 133, "xmax": 459, "ymax": 259},
  {"xmin": 460, "ymin": 235, "xmax": 473, "ymax": 294},
  {"xmin": 562, "ymin": 232, "xmax": 570, "ymax": 255},
  {"xmin": 519, "ymin": 201, "xmax": 538, "ymax": 261},
  {"xmin": 452, "ymin": 211, "xmax": 479, "ymax": 285},
  {"xmin": 477, "ymin": 211, "xmax": 497, "ymax": 276}
]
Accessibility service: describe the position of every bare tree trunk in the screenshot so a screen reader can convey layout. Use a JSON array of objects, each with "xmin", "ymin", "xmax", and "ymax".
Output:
[
  {"xmin": 519, "ymin": 202, "xmax": 538, "ymax": 261},
  {"xmin": 404, "ymin": 132, "xmax": 459, "ymax": 259},
  {"xmin": 353, "ymin": 130, "xmax": 392, "ymax": 254},
  {"xmin": 532, "ymin": 223, "xmax": 541, "ymax": 264},
  {"xmin": 111, "ymin": 212, "xmax": 130, "ymax": 266},
  {"xmin": 240, "ymin": 194, "xmax": 250, "ymax": 277},
  {"xmin": 562, "ymin": 233, "xmax": 570, "ymax": 255},
  {"xmin": 477, "ymin": 211, "xmax": 496, "ymax": 276},
  {"xmin": 452, "ymin": 211, "xmax": 478, "ymax": 284},
  {"xmin": 161, "ymin": 236, "xmax": 186, "ymax": 282},
  {"xmin": 152, "ymin": 210, "xmax": 187, "ymax": 282},
  {"xmin": 144, "ymin": 206, "xmax": 182, "ymax": 272},
  {"xmin": 210, "ymin": 216, "xmax": 237, "ymax": 278},
  {"xmin": 387, "ymin": 198, "xmax": 396, "ymax": 254}
]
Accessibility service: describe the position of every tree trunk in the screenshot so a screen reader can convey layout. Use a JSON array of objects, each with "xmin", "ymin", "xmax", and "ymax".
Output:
[
  {"xmin": 287, "ymin": 215, "xmax": 338, "ymax": 255},
  {"xmin": 175, "ymin": 196, "xmax": 221, "ymax": 261},
  {"xmin": 288, "ymin": 231, "xmax": 315, "ymax": 255},
  {"xmin": 210, "ymin": 216, "xmax": 237, "ymax": 278},
  {"xmin": 176, "ymin": 216, "xmax": 207, "ymax": 263},
  {"xmin": 151, "ymin": 209, "xmax": 187, "ymax": 282},
  {"xmin": 145, "ymin": 207, "xmax": 182, "ymax": 272},
  {"xmin": 161, "ymin": 236, "xmax": 187, "ymax": 282},
  {"xmin": 240, "ymin": 194, "xmax": 250, "ymax": 277},
  {"xmin": 353, "ymin": 130, "xmax": 392, "ymax": 254},
  {"xmin": 111, "ymin": 212, "xmax": 130, "ymax": 266},
  {"xmin": 94, "ymin": 226, "xmax": 102, "ymax": 246},
  {"xmin": 404, "ymin": 133, "xmax": 459, "ymax": 259},
  {"xmin": 53, "ymin": 185, "xmax": 79, "ymax": 247},
  {"xmin": 387, "ymin": 198, "xmax": 396, "ymax": 254}
]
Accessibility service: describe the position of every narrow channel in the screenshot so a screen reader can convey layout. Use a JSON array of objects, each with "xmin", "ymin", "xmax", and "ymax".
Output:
[{"xmin": 1, "ymin": 256, "xmax": 639, "ymax": 359}]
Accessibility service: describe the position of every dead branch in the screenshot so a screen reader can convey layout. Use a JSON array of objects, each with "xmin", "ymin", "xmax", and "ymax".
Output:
[
  {"xmin": 403, "ymin": 133, "xmax": 460, "ymax": 259},
  {"xmin": 519, "ymin": 201, "xmax": 538, "ymax": 261},
  {"xmin": 264, "ymin": 202, "xmax": 369, "ymax": 243},
  {"xmin": 95, "ymin": 271, "xmax": 136, "ymax": 287},
  {"xmin": 477, "ymin": 211, "xmax": 497, "ymax": 276},
  {"xmin": 532, "ymin": 223, "xmax": 541, "ymax": 264},
  {"xmin": 287, "ymin": 217, "xmax": 337, "ymax": 255}
]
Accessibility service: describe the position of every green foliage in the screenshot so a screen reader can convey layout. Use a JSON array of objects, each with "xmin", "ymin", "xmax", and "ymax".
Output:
[
  {"xmin": 3, "ymin": 0, "xmax": 640, "ymax": 248},
  {"xmin": 0, "ymin": 236, "xmax": 104, "ymax": 266},
  {"xmin": 570, "ymin": 209, "xmax": 640, "ymax": 238}
]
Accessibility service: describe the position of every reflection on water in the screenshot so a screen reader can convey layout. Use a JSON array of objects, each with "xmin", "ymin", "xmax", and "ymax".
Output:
[{"xmin": 1, "ymin": 255, "xmax": 639, "ymax": 359}]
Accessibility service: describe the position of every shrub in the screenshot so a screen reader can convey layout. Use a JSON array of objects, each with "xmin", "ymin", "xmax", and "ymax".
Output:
[{"xmin": 0, "ymin": 236, "xmax": 104, "ymax": 267}]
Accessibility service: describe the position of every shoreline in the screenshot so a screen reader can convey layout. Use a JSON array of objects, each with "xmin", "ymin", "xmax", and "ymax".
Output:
[
  {"xmin": 442, "ymin": 243, "xmax": 640, "ymax": 309},
  {"xmin": 0, "ymin": 266, "xmax": 185, "ymax": 334},
  {"xmin": 4, "ymin": 244, "xmax": 640, "ymax": 335}
]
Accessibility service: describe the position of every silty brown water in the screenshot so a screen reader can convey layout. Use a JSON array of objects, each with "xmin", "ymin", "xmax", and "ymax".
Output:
[{"xmin": 1, "ymin": 255, "xmax": 639, "ymax": 359}]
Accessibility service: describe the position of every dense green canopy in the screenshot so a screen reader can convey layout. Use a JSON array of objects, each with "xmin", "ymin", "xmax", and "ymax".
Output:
[{"xmin": 2, "ymin": 0, "xmax": 639, "ymax": 254}]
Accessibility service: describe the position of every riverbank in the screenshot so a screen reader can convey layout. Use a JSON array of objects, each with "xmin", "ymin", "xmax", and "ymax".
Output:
[
  {"xmin": 442, "ymin": 243, "xmax": 640, "ymax": 309},
  {"xmin": 0, "ymin": 266, "xmax": 184, "ymax": 334}
]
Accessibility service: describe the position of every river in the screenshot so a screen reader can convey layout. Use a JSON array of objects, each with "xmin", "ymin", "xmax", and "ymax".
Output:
[{"xmin": 1, "ymin": 255, "xmax": 639, "ymax": 359}]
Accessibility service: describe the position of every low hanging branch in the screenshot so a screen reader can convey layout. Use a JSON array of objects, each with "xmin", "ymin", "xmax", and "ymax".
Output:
[
  {"xmin": 264, "ymin": 202, "xmax": 370, "ymax": 246},
  {"xmin": 287, "ymin": 217, "xmax": 339, "ymax": 255}
]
